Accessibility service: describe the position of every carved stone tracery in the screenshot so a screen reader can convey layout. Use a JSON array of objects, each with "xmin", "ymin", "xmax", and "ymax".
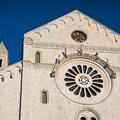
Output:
[
  {"xmin": 54, "ymin": 53, "xmax": 116, "ymax": 79},
  {"xmin": 52, "ymin": 52, "xmax": 115, "ymax": 104}
]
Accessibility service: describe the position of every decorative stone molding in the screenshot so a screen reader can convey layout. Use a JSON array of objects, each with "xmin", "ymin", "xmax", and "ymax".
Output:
[
  {"xmin": 53, "ymin": 52, "xmax": 115, "ymax": 105},
  {"xmin": 76, "ymin": 107, "xmax": 101, "ymax": 120},
  {"xmin": 0, "ymin": 62, "xmax": 22, "ymax": 82},
  {"xmin": 33, "ymin": 42, "xmax": 120, "ymax": 54},
  {"xmin": 55, "ymin": 53, "xmax": 116, "ymax": 79}
]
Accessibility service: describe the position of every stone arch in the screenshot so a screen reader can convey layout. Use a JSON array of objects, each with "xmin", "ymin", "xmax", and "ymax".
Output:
[
  {"xmin": 109, "ymin": 32, "xmax": 118, "ymax": 42},
  {"xmin": 59, "ymin": 19, "xmax": 66, "ymax": 24},
  {"xmin": 14, "ymin": 66, "xmax": 22, "ymax": 74},
  {"xmin": 42, "ymin": 27, "xmax": 50, "ymax": 33},
  {"xmin": 34, "ymin": 32, "xmax": 42, "ymax": 37},
  {"xmin": 82, "ymin": 17, "xmax": 90, "ymax": 26},
  {"xmin": 6, "ymin": 70, "xmax": 14, "ymax": 79},
  {"xmin": 66, "ymin": 16, "xmax": 74, "ymax": 21},
  {"xmin": 91, "ymin": 22, "xmax": 99, "ymax": 31},
  {"xmin": 74, "ymin": 12, "xmax": 82, "ymax": 21},
  {"xmin": 50, "ymin": 24, "xmax": 59, "ymax": 28},
  {"xmin": 99, "ymin": 27, "xmax": 107, "ymax": 36}
]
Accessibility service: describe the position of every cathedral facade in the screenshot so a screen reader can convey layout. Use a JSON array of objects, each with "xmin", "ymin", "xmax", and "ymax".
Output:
[{"xmin": 0, "ymin": 10, "xmax": 120, "ymax": 120}]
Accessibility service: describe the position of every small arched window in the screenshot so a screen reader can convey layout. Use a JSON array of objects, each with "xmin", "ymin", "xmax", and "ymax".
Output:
[
  {"xmin": 41, "ymin": 90, "xmax": 48, "ymax": 104},
  {"xmin": 35, "ymin": 52, "xmax": 40, "ymax": 63}
]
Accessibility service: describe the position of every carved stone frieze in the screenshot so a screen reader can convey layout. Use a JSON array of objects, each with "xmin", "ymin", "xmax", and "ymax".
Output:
[
  {"xmin": 32, "ymin": 42, "xmax": 120, "ymax": 54},
  {"xmin": 54, "ymin": 53, "xmax": 116, "ymax": 79}
]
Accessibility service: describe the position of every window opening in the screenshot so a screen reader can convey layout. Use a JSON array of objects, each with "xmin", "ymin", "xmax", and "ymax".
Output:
[
  {"xmin": 41, "ymin": 90, "xmax": 48, "ymax": 104},
  {"xmin": 80, "ymin": 117, "xmax": 86, "ymax": 120},
  {"xmin": 64, "ymin": 65, "xmax": 103, "ymax": 98},
  {"xmin": 35, "ymin": 52, "xmax": 40, "ymax": 63},
  {"xmin": 0, "ymin": 59, "xmax": 2, "ymax": 67},
  {"xmin": 90, "ymin": 117, "xmax": 97, "ymax": 120}
]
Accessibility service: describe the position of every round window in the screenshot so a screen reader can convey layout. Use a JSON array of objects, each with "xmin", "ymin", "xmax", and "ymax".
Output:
[
  {"xmin": 65, "ymin": 65, "xmax": 103, "ymax": 98},
  {"xmin": 71, "ymin": 31, "xmax": 87, "ymax": 43},
  {"xmin": 55, "ymin": 54, "xmax": 112, "ymax": 105}
]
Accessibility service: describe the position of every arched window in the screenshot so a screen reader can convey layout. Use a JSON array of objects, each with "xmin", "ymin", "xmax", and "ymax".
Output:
[
  {"xmin": 41, "ymin": 90, "xmax": 48, "ymax": 104},
  {"xmin": 35, "ymin": 52, "xmax": 40, "ymax": 63}
]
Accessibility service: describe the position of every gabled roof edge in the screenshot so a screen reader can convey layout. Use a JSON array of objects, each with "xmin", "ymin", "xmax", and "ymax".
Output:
[{"xmin": 24, "ymin": 10, "xmax": 120, "ymax": 42}]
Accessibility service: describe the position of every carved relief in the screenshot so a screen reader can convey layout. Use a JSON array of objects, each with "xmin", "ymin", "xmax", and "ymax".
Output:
[
  {"xmin": 32, "ymin": 42, "xmax": 120, "ymax": 54},
  {"xmin": 52, "ymin": 52, "xmax": 115, "ymax": 104}
]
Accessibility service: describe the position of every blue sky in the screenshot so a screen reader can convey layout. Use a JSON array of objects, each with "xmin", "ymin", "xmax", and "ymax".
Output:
[{"xmin": 0, "ymin": 0, "xmax": 120, "ymax": 65}]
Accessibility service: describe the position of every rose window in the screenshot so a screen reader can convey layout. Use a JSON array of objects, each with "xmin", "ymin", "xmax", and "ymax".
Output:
[
  {"xmin": 54, "ymin": 54, "xmax": 114, "ymax": 105},
  {"xmin": 64, "ymin": 65, "xmax": 103, "ymax": 98}
]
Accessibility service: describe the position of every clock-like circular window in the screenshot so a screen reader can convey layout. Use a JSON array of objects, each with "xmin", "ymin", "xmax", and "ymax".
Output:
[
  {"xmin": 71, "ymin": 31, "xmax": 86, "ymax": 43},
  {"xmin": 55, "ymin": 54, "xmax": 113, "ymax": 105}
]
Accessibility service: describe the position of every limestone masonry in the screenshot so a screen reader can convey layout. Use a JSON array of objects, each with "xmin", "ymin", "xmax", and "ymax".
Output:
[{"xmin": 0, "ymin": 10, "xmax": 120, "ymax": 120}]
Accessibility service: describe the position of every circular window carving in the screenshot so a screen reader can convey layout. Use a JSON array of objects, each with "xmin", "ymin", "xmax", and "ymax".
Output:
[
  {"xmin": 71, "ymin": 31, "xmax": 86, "ymax": 43},
  {"xmin": 55, "ymin": 55, "xmax": 112, "ymax": 105},
  {"xmin": 64, "ymin": 65, "xmax": 103, "ymax": 98},
  {"xmin": 76, "ymin": 108, "xmax": 100, "ymax": 120}
]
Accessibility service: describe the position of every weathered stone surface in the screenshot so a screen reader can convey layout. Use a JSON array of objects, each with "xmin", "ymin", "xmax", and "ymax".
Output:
[{"xmin": 0, "ymin": 10, "xmax": 120, "ymax": 120}]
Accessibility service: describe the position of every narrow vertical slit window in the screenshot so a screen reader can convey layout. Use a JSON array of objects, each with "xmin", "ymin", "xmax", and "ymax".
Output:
[
  {"xmin": 35, "ymin": 52, "xmax": 40, "ymax": 63},
  {"xmin": 41, "ymin": 90, "xmax": 48, "ymax": 104},
  {"xmin": 0, "ymin": 59, "xmax": 2, "ymax": 67}
]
